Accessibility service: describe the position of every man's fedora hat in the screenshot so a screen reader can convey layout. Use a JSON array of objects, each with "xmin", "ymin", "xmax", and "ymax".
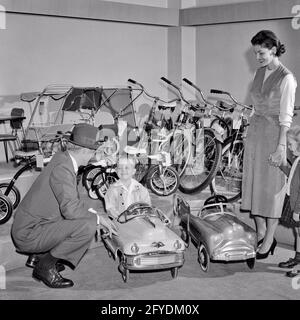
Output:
[{"xmin": 68, "ymin": 123, "xmax": 99, "ymax": 150}]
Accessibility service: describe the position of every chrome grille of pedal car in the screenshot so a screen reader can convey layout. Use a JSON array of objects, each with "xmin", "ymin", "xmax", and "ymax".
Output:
[
  {"xmin": 133, "ymin": 252, "xmax": 183, "ymax": 266},
  {"xmin": 212, "ymin": 240, "xmax": 256, "ymax": 260}
]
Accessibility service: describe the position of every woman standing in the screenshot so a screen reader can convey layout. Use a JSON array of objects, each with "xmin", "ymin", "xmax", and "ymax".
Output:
[{"xmin": 241, "ymin": 30, "xmax": 297, "ymax": 259}]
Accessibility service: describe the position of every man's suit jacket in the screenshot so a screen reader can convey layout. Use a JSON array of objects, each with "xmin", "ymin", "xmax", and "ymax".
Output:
[{"xmin": 11, "ymin": 151, "xmax": 95, "ymax": 244}]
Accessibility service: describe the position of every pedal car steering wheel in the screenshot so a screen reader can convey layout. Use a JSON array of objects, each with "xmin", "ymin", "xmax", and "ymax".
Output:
[
  {"xmin": 204, "ymin": 195, "xmax": 228, "ymax": 206},
  {"xmin": 201, "ymin": 195, "xmax": 234, "ymax": 219},
  {"xmin": 117, "ymin": 202, "xmax": 152, "ymax": 223}
]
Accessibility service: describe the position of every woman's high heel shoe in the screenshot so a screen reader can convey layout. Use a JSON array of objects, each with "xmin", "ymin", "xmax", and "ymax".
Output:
[{"xmin": 256, "ymin": 238, "xmax": 277, "ymax": 260}]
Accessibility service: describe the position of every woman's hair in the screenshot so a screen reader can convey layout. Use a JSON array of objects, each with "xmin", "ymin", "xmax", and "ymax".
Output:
[
  {"xmin": 251, "ymin": 30, "xmax": 285, "ymax": 57},
  {"xmin": 287, "ymin": 125, "xmax": 300, "ymax": 151}
]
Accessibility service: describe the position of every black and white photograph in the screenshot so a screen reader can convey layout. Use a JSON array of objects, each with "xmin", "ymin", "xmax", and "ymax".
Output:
[{"xmin": 0, "ymin": 0, "xmax": 300, "ymax": 304}]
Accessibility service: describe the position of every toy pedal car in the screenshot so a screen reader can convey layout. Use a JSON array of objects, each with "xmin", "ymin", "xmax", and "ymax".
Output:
[
  {"xmin": 101, "ymin": 202, "xmax": 186, "ymax": 282},
  {"xmin": 174, "ymin": 194, "xmax": 257, "ymax": 272}
]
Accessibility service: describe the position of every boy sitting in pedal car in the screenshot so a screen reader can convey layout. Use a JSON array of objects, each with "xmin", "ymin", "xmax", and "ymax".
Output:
[{"xmin": 104, "ymin": 156, "xmax": 151, "ymax": 218}]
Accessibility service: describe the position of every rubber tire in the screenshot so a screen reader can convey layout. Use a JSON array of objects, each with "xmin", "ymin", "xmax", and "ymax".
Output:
[
  {"xmin": 120, "ymin": 267, "xmax": 129, "ymax": 283},
  {"xmin": 198, "ymin": 243, "xmax": 210, "ymax": 272},
  {"xmin": 93, "ymin": 172, "xmax": 118, "ymax": 200},
  {"xmin": 146, "ymin": 165, "xmax": 179, "ymax": 196},
  {"xmin": 82, "ymin": 167, "xmax": 102, "ymax": 191},
  {"xmin": 179, "ymin": 129, "xmax": 222, "ymax": 194},
  {"xmin": 210, "ymin": 116, "xmax": 231, "ymax": 140},
  {"xmin": 0, "ymin": 194, "xmax": 14, "ymax": 225},
  {"xmin": 246, "ymin": 258, "xmax": 255, "ymax": 269},
  {"xmin": 0, "ymin": 183, "xmax": 21, "ymax": 210},
  {"xmin": 171, "ymin": 267, "xmax": 178, "ymax": 279}
]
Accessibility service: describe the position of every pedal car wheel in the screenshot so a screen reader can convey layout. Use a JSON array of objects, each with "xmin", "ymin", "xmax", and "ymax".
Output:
[
  {"xmin": 171, "ymin": 267, "xmax": 178, "ymax": 279},
  {"xmin": 198, "ymin": 243, "xmax": 210, "ymax": 272},
  {"xmin": 119, "ymin": 265, "xmax": 129, "ymax": 283},
  {"xmin": 0, "ymin": 183, "xmax": 21, "ymax": 210},
  {"xmin": 0, "ymin": 194, "xmax": 14, "ymax": 225},
  {"xmin": 246, "ymin": 258, "xmax": 255, "ymax": 269}
]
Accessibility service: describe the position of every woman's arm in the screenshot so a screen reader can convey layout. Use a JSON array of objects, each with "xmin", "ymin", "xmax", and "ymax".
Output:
[{"xmin": 269, "ymin": 74, "xmax": 297, "ymax": 167}]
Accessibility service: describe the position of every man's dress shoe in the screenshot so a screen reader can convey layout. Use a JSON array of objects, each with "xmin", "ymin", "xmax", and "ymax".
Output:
[
  {"xmin": 278, "ymin": 258, "xmax": 300, "ymax": 269},
  {"xmin": 26, "ymin": 254, "xmax": 65, "ymax": 272},
  {"xmin": 32, "ymin": 265, "xmax": 74, "ymax": 289},
  {"xmin": 286, "ymin": 269, "xmax": 300, "ymax": 278}
]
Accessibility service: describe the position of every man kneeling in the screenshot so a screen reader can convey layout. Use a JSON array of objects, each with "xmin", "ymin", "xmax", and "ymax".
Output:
[{"xmin": 11, "ymin": 123, "xmax": 116, "ymax": 289}]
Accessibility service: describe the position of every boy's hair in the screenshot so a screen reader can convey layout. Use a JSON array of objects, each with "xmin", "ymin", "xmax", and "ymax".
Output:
[
  {"xmin": 287, "ymin": 125, "xmax": 300, "ymax": 151},
  {"xmin": 117, "ymin": 155, "xmax": 137, "ymax": 168}
]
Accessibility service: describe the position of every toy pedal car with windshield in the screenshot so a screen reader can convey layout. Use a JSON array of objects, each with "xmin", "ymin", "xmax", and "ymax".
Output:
[
  {"xmin": 174, "ymin": 194, "xmax": 257, "ymax": 272},
  {"xmin": 101, "ymin": 202, "xmax": 186, "ymax": 282}
]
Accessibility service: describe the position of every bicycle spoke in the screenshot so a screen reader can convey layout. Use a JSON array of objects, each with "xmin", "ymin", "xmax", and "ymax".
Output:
[{"xmin": 212, "ymin": 138, "xmax": 244, "ymax": 202}]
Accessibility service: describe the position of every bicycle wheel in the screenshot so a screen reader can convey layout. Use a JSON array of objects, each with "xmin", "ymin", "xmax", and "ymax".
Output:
[
  {"xmin": 93, "ymin": 171, "xmax": 119, "ymax": 199},
  {"xmin": 146, "ymin": 165, "xmax": 179, "ymax": 196},
  {"xmin": 134, "ymin": 159, "xmax": 150, "ymax": 183},
  {"xmin": 179, "ymin": 128, "xmax": 222, "ymax": 194},
  {"xmin": 0, "ymin": 183, "xmax": 21, "ymax": 209},
  {"xmin": 0, "ymin": 194, "xmax": 13, "ymax": 225},
  {"xmin": 210, "ymin": 116, "xmax": 232, "ymax": 140},
  {"xmin": 162, "ymin": 129, "xmax": 192, "ymax": 177},
  {"xmin": 211, "ymin": 137, "xmax": 244, "ymax": 202},
  {"xmin": 82, "ymin": 166, "xmax": 103, "ymax": 191}
]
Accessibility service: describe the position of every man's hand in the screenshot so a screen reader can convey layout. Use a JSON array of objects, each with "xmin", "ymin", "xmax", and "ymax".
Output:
[
  {"xmin": 98, "ymin": 214, "xmax": 118, "ymax": 237},
  {"xmin": 293, "ymin": 212, "xmax": 300, "ymax": 222}
]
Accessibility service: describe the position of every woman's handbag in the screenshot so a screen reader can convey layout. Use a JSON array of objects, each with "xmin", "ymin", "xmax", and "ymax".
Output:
[{"xmin": 279, "ymin": 194, "xmax": 300, "ymax": 228}]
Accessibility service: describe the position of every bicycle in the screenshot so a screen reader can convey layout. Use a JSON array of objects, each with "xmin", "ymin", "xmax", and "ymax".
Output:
[
  {"xmin": 123, "ymin": 79, "xmax": 180, "ymax": 196},
  {"xmin": 209, "ymin": 89, "xmax": 253, "ymax": 202},
  {"xmin": 162, "ymin": 77, "xmax": 223, "ymax": 194},
  {"xmin": 80, "ymin": 137, "xmax": 120, "ymax": 200}
]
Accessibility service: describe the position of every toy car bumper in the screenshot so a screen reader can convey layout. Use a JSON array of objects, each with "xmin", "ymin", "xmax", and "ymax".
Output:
[
  {"xmin": 212, "ymin": 247, "xmax": 256, "ymax": 261},
  {"xmin": 123, "ymin": 251, "xmax": 184, "ymax": 271}
]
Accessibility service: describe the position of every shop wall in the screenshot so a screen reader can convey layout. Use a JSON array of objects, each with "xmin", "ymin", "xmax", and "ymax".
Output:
[
  {"xmin": 195, "ymin": 19, "xmax": 300, "ymax": 107},
  {"xmin": 0, "ymin": 13, "xmax": 168, "ymax": 161},
  {"xmin": 100, "ymin": 0, "xmax": 168, "ymax": 7},
  {"xmin": 0, "ymin": 13, "xmax": 168, "ymax": 97}
]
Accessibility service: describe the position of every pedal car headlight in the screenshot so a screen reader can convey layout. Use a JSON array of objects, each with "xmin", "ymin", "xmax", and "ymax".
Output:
[
  {"xmin": 131, "ymin": 243, "xmax": 139, "ymax": 253},
  {"xmin": 174, "ymin": 239, "xmax": 182, "ymax": 249},
  {"xmin": 212, "ymin": 234, "xmax": 224, "ymax": 246}
]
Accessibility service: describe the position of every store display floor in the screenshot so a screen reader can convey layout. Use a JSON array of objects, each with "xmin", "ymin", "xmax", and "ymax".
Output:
[
  {"xmin": 1, "ymin": 237, "xmax": 299, "ymax": 300},
  {"xmin": 0, "ymin": 163, "xmax": 299, "ymax": 300}
]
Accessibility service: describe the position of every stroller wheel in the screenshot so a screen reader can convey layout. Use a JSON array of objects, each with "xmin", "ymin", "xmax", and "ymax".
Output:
[
  {"xmin": 0, "ymin": 194, "xmax": 13, "ymax": 225},
  {"xmin": 0, "ymin": 183, "xmax": 21, "ymax": 210}
]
